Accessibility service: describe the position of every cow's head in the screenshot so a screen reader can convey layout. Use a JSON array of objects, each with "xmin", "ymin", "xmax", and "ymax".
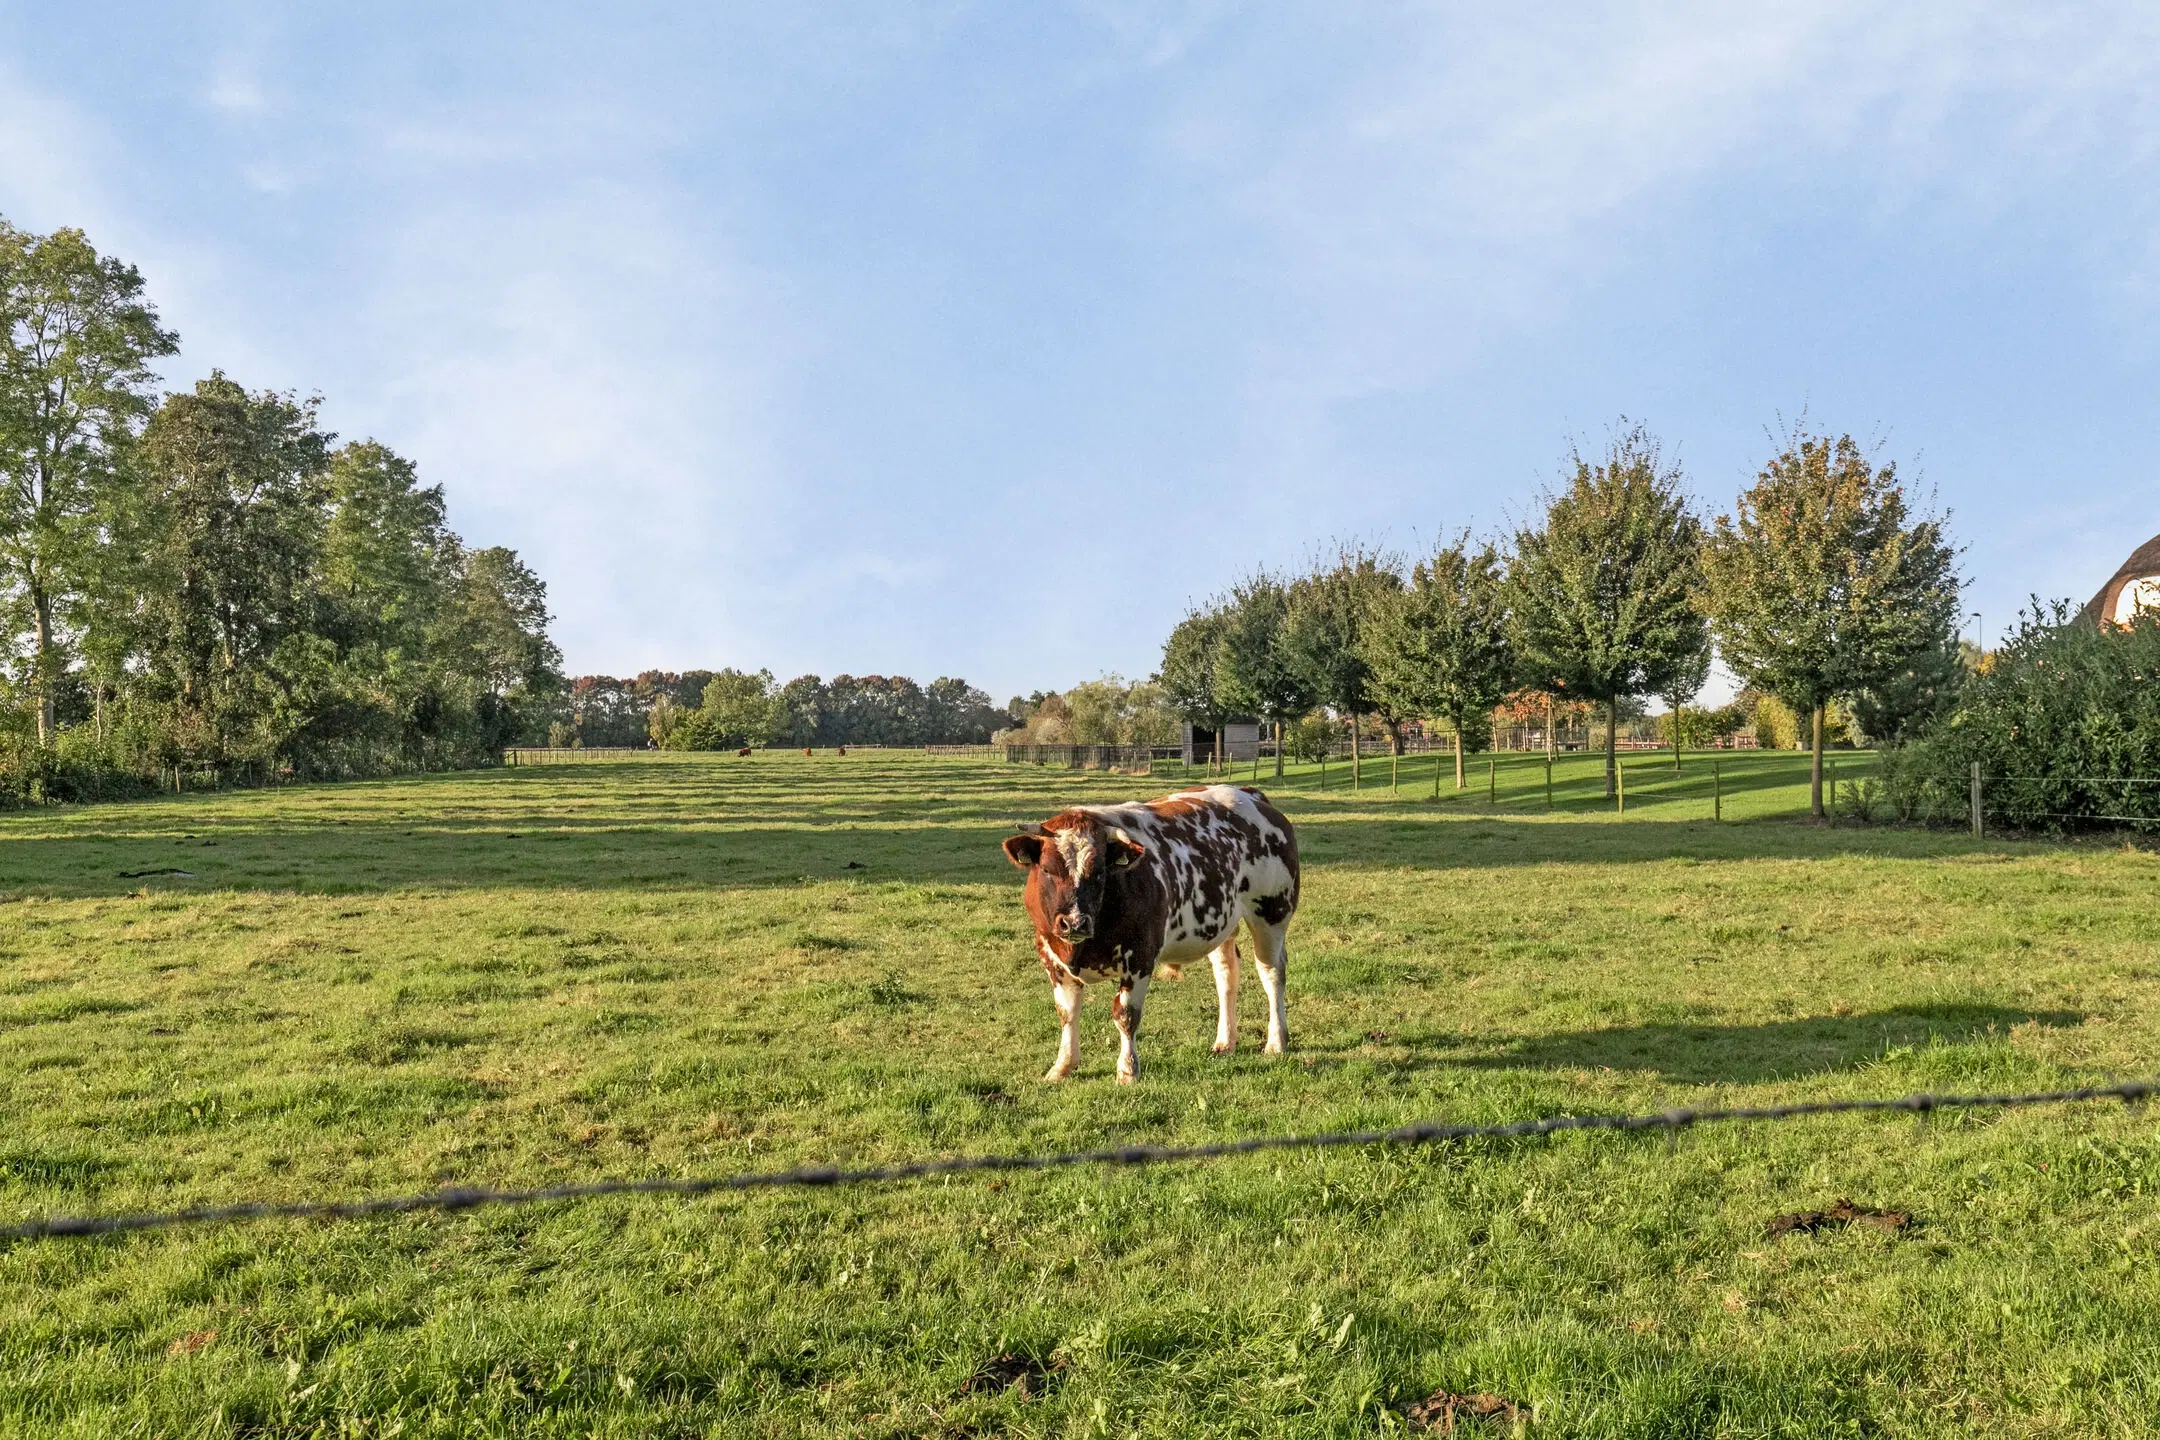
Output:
[{"xmin": 1003, "ymin": 816, "xmax": 1146, "ymax": 945}]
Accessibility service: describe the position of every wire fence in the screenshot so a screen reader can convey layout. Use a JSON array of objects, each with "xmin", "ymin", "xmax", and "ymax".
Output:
[{"xmin": 6, "ymin": 1078, "xmax": 2150, "ymax": 1242}]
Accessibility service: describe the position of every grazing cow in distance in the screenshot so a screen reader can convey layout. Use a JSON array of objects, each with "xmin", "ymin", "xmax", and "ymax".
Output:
[
  {"xmin": 737, "ymin": 748, "xmax": 752, "ymax": 758},
  {"xmin": 1003, "ymin": 784, "xmax": 1299, "ymax": 1083}
]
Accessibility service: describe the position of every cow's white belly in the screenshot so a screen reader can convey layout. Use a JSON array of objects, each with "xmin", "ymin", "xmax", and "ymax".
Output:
[{"xmin": 1158, "ymin": 926, "xmax": 1233, "ymax": 966}]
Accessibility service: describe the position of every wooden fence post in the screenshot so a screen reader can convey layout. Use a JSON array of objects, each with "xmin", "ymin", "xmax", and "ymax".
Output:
[
  {"xmin": 1712, "ymin": 759, "xmax": 1721, "ymax": 822},
  {"xmin": 1545, "ymin": 756, "xmax": 1553, "ymax": 810},
  {"xmin": 1487, "ymin": 755, "xmax": 1496, "ymax": 804},
  {"xmin": 1616, "ymin": 762, "xmax": 1625, "ymax": 817},
  {"xmin": 1971, "ymin": 762, "xmax": 1983, "ymax": 838}
]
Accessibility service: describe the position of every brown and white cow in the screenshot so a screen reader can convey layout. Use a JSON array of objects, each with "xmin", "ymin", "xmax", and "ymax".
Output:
[{"xmin": 1002, "ymin": 784, "xmax": 1299, "ymax": 1083}]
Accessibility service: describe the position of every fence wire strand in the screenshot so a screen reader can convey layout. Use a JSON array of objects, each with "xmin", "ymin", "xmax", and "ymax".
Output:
[{"xmin": 5, "ymin": 1079, "xmax": 2152, "ymax": 1242}]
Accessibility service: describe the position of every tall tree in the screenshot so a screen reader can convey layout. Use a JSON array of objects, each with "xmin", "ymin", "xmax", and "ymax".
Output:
[
  {"xmin": 1217, "ymin": 574, "xmax": 1315, "ymax": 778},
  {"xmin": 319, "ymin": 440, "xmax": 452, "ymax": 664},
  {"xmin": 1508, "ymin": 424, "xmax": 1707, "ymax": 797},
  {"xmin": 1363, "ymin": 536, "xmax": 1513, "ymax": 790},
  {"xmin": 1661, "ymin": 640, "xmax": 1713, "ymax": 769},
  {"xmin": 1160, "ymin": 606, "xmax": 1234, "ymax": 770},
  {"xmin": 1286, "ymin": 544, "xmax": 1400, "ymax": 785},
  {"xmin": 1699, "ymin": 429, "xmax": 1960, "ymax": 818},
  {"xmin": 0, "ymin": 223, "xmax": 178, "ymax": 742},
  {"xmin": 441, "ymin": 544, "xmax": 563, "ymax": 750},
  {"xmin": 132, "ymin": 375, "xmax": 333, "ymax": 759}
]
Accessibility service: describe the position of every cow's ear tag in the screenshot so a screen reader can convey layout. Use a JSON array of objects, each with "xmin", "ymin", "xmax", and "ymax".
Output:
[{"xmin": 1108, "ymin": 829, "xmax": 1145, "ymax": 869}]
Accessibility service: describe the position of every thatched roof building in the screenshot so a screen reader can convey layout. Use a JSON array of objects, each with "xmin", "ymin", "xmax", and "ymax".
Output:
[{"xmin": 2087, "ymin": 535, "xmax": 2160, "ymax": 626}]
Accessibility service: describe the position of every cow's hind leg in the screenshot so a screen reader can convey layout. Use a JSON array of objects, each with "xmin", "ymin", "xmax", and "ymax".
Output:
[
  {"xmin": 1249, "ymin": 917, "xmax": 1291, "ymax": 1055},
  {"xmin": 1112, "ymin": 973, "xmax": 1152, "ymax": 1084},
  {"xmin": 1208, "ymin": 934, "xmax": 1241, "ymax": 1054},
  {"xmin": 1045, "ymin": 976, "xmax": 1083, "ymax": 1081}
]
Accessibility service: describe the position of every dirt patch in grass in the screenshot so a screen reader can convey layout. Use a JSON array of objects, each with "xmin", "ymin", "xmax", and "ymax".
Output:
[{"xmin": 1767, "ymin": 1198, "xmax": 1912, "ymax": 1238}]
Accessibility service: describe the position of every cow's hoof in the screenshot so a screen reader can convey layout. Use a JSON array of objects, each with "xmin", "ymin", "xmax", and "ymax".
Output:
[
  {"xmin": 1115, "ymin": 1070, "xmax": 1138, "ymax": 1085},
  {"xmin": 1042, "ymin": 1066, "xmax": 1074, "ymax": 1082},
  {"xmin": 1263, "ymin": 1039, "xmax": 1287, "ymax": 1056},
  {"xmin": 1211, "ymin": 1041, "xmax": 1236, "ymax": 1056}
]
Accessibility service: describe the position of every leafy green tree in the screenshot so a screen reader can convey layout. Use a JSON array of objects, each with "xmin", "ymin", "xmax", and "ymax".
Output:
[
  {"xmin": 664, "ymin": 668, "xmax": 778, "ymax": 750},
  {"xmin": 1660, "ymin": 643, "xmax": 1714, "ymax": 769},
  {"xmin": 1508, "ymin": 424, "xmax": 1707, "ymax": 797},
  {"xmin": 1056, "ymin": 675, "xmax": 1180, "ymax": 748},
  {"xmin": 0, "ymin": 222, "xmax": 178, "ymax": 742},
  {"xmin": 1286, "ymin": 544, "xmax": 1400, "ymax": 784},
  {"xmin": 319, "ymin": 442, "xmax": 452, "ymax": 660},
  {"xmin": 131, "ymin": 375, "xmax": 333, "ymax": 760},
  {"xmin": 1218, "ymin": 574, "xmax": 1315, "ymax": 778},
  {"xmin": 439, "ymin": 545, "xmax": 563, "ymax": 751},
  {"xmin": 772, "ymin": 674, "xmax": 825, "ymax": 746},
  {"xmin": 1159, "ymin": 606, "xmax": 1234, "ymax": 769},
  {"xmin": 1699, "ymin": 430, "xmax": 1960, "ymax": 818},
  {"xmin": 1363, "ymin": 537, "xmax": 1512, "ymax": 790},
  {"xmin": 1852, "ymin": 638, "xmax": 1972, "ymax": 747}
]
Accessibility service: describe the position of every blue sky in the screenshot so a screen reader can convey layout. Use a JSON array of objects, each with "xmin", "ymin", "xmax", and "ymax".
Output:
[{"xmin": 4, "ymin": 4, "xmax": 2158, "ymax": 703}]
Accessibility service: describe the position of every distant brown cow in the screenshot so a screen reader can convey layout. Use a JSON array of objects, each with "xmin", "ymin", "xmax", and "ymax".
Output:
[
  {"xmin": 1003, "ymin": 784, "xmax": 1299, "ymax": 1083},
  {"xmin": 737, "ymin": 748, "xmax": 752, "ymax": 757}
]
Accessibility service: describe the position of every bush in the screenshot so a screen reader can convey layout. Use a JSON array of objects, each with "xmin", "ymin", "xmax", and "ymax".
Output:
[
  {"xmin": 1285, "ymin": 714, "xmax": 1334, "ymax": 764},
  {"xmin": 1884, "ymin": 602, "xmax": 2160, "ymax": 830}
]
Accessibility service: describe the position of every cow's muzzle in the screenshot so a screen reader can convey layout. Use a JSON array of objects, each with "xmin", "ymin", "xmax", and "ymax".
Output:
[{"xmin": 1055, "ymin": 913, "xmax": 1094, "ymax": 942}]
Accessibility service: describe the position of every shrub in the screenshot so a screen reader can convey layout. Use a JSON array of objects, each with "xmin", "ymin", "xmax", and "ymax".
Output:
[
  {"xmin": 1884, "ymin": 602, "xmax": 2160, "ymax": 830},
  {"xmin": 1285, "ymin": 714, "xmax": 1334, "ymax": 764}
]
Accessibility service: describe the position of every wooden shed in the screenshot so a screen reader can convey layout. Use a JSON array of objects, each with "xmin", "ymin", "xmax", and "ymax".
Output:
[{"xmin": 2087, "ymin": 534, "xmax": 2160, "ymax": 626}]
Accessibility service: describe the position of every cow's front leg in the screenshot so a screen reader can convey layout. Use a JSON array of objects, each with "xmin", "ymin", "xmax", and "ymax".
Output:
[
  {"xmin": 1111, "ymin": 973, "xmax": 1152, "ymax": 1084},
  {"xmin": 1044, "ymin": 976, "xmax": 1083, "ymax": 1081},
  {"xmin": 1208, "ymin": 935, "xmax": 1240, "ymax": 1054}
]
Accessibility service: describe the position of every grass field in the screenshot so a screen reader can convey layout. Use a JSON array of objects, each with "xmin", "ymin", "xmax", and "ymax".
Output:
[{"xmin": 3, "ymin": 750, "xmax": 2158, "ymax": 1437}]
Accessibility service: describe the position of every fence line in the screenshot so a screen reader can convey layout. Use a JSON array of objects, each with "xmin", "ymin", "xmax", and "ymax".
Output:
[{"xmin": 6, "ymin": 1078, "xmax": 2150, "ymax": 1242}]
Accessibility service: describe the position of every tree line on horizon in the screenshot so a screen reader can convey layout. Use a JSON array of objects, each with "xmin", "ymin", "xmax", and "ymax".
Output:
[
  {"xmin": 1149, "ymin": 422, "xmax": 1962, "ymax": 819},
  {"xmin": 555, "ymin": 670, "xmax": 1011, "ymax": 750},
  {"xmin": 0, "ymin": 219, "xmax": 562, "ymax": 803}
]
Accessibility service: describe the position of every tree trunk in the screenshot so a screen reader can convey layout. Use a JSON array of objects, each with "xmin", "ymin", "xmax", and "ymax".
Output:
[
  {"xmin": 1810, "ymin": 703, "xmax": 1826, "ymax": 820},
  {"xmin": 1545, "ymin": 694, "xmax": 1555, "ymax": 758},
  {"xmin": 1273, "ymin": 720, "xmax": 1283, "ymax": 779},
  {"xmin": 1213, "ymin": 728, "xmax": 1222, "ymax": 775},
  {"xmin": 1453, "ymin": 714, "xmax": 1466, "ymax": 790},
  {"xmin": 1349, "ymin": 714, "xmax": 1361, "ymax": 787},
  {"xmin": 1604, "ymin": 701, "xmax": 1619, "ymax": 798},
  {"xmin": 31, "ymin": 588, "xmax": 54, "ymax": 746},
  {"xmin": 1387, "ymin": 718, "xmax": 1405, "ymax": 756},
  {"xmin": 1671, "ymin": 690, "xmax": 1683, "ymax": 770}
]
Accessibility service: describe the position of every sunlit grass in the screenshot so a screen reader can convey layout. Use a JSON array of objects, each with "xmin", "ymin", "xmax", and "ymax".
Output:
[{"xmin": 1, "ymin": 752, "xmax": 2156, "ymax": 1436}]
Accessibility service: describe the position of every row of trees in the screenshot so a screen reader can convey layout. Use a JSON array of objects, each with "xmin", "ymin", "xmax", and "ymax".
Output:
[
  {"xmin": 1, "ymin": 220, "xmax": 561, "ymax": 799},
  {"xmin": 1163, "ymin": 423, "xmax": 1960, "ymax": 818},
  {"xmin": 556, "ymin": 670, "xmax": 1011, "ymax": 750},
  {"xmin": 996, "ymin": 677, "xmax": 1182, "ymax": 748}
]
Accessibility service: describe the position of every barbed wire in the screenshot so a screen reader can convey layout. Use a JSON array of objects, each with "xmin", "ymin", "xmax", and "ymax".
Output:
[{"xmin": 5, "ymin": 1078, "xmax": 2152, "ymax": 1242}]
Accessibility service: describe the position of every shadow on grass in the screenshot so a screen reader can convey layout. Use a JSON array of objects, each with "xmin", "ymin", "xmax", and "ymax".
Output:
[
  {"xmin": 1417, "ymin": 1004, "xmax": 2084, "ymax": 1084},
  {"xmin": 0, "ymin": 816, "xmax": 2029, "ymax": 901},
  {"xmin": 0, "ymin": 759, "xmax": 2031, "ymax": 901}
]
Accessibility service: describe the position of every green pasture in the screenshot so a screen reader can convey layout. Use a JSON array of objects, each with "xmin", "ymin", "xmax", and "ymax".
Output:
[{"xmin": 2, "ymin": 751, "xmax": 2158, "ymax": 1437}]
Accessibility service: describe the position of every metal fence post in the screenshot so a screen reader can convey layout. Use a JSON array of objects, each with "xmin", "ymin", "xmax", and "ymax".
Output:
[{"xmin": 1971, "ymin": 762, "xmax": 1983, "ymax": 838}]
